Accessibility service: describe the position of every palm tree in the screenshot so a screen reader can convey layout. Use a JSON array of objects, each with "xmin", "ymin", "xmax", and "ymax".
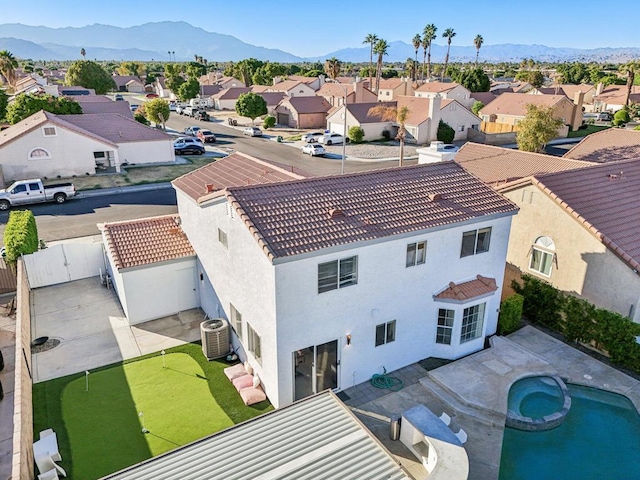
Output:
[
  {"xmin": 0, "ymin": 50, "xmax": 18, "ymax": 88},
  {"xmin": 411, "ymin": 34, "xmax": 421, "ymax": 81},
  {"xmin": 474, "ymin": 35, "xmax": 484, "ymax": 68},
  {"xmin": 621, "ymin": 61, "xmax": 640, "ymax": 106},
  {"xmin": 441, "ymin": 28, "xmax": 456, "ymax": 82},
  {"xmin": 324, "ymin": 57, "xmax": 341, "ymax": 80},
  {"xmin": 367, "ymin": 104, "xmax": 410, "ymax": 166},
  {"xmin": 363, "ymin": 33, "xmax": 378, "ymax": 89},
  {"xmin": 373, "ymin": 39, "xmax": 389, "ymax": 94},
  {"xmin": 172, "ymin": 51, "xmax": 175, "ymax": 62},
  {"xmin": 167, "ymin": 50, "xmax": 171, "ymax": 61},
  {"xmin": 80, "ymin": 48, "xmax": 86, "ymax": 60},
  {"xmin": 423, "ymin": 24, "xmax": 437, "ymax": 82},
  {"xmin": 405, "ymin": 58, "xmax": 416, "ymax": 82}
]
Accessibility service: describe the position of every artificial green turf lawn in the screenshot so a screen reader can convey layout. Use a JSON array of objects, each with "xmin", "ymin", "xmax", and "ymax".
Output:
[{"xmin": 33, "ymin": 342, "xmax": 272, "ymax": 480}]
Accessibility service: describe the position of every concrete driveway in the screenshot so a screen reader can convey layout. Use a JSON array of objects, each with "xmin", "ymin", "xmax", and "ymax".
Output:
[{"xmin": 31, "ymin": 277, "xmax": 203, "ymax": 383}]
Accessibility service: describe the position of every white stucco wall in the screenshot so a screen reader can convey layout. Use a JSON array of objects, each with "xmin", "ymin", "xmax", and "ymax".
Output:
[
  {"xmin": 118, "ymin": 140, "xmax": 175, "ymax": 165},
  {"xmin": 0, "ymin": 123, "xmax": 110, "ymax": 181},
  {"xmin": 439, "ymin": 103, "xmax": 481, "ymax": 142}
]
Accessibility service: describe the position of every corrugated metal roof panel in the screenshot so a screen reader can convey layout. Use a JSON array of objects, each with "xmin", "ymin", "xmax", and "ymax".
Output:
[{"xmin": 103, "ymin": 392, "xmax": 409, "ymax": 480}]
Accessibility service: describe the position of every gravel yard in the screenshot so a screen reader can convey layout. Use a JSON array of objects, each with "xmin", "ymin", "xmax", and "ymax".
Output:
[{"xmin": 318, "ymin": 141, "xmax": 419, "ymax": 159}]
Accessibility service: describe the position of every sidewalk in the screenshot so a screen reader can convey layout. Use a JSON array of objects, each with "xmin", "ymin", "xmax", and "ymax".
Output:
[{"xmin": 0, "ymin": 307, "xmax": 15, "ymax": 480}]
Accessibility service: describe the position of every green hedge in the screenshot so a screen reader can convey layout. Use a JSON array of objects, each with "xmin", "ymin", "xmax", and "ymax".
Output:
[
  {"xmin": 498, "ymin": 294, "xmax": 523, "ymax": 335},
  {"xmin": 512, "ymin": 274, "xmax": 640, "ymax": 372},
  {"xmin": 3, "ymin": 210, "xmax": 38, "ymax": 264}
]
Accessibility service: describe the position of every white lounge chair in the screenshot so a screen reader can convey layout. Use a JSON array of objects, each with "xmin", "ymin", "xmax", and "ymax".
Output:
[
  {"xmin": 439, "ymin": 412, "xmax": 451, "ymax": 426},
  {"xmin": 40, "ymin": 429, "xmax": 54, "ymax": 439},
  {"xmin": 38, "ymin": 469, "xmax": 60, "ymax": 480},
  {"xmin": 34, "ymin": 454, "xmax": 66, "ymax": 478},
  {"xmin": 455, "ymin": 428, "xmax": 468, "ymax": 445}
]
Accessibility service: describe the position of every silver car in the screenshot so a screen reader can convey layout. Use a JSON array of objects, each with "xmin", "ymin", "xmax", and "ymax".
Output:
[{"xmin": 301, "ymin": 143, "xmax": 326, "ymax": 156}]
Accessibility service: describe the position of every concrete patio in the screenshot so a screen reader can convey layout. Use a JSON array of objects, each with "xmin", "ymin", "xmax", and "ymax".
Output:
[{"xmin": 31, "ymin": 277, "xmax": 203, "ymax": 382}]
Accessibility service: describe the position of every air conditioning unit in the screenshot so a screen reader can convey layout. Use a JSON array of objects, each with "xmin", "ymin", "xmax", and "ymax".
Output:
[{"xmin": 201, "ymin": 318, "xmax": 231, "ymax": 360}]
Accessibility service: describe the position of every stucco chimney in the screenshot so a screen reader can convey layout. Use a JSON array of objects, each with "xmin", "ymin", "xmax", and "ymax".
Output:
[
  {"xmin": 596, "ymin": 82, "xmax": 604, "ymax": 96},
  {"xmin": 273, "ymin": 76, "xmax": 282, "ymax": 86},
  {"xmin": 354, "ymin": 80, "xmax": 364, "ymax": 103},
  {"xmin": 571, "ymin": 91, "xmax": 585, "ymax": 131},
  {"xmin": 428, "ymin": 94, "xmax": 442, "ymax": 142}
]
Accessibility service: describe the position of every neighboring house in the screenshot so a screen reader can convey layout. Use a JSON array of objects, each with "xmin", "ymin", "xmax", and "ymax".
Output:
[
  {"xmin": 563, "ymin": 128, "xmax": 640, "ymax": 163},
  {"xmin": 377, "ymin": 77, "xmax": 414, "ymax": 101},
  {"xmin": 56, "ymin": 85, "xmax": 95, "ymax": 96},
  {"xmin": 268, "ymin": 80, "xmax": 316, "ymax": 97},
  {"xmin": 274, "ymin": 96, "xmax": 332, "ymax": 128},
  {"xmin": 174, "ymin": 158, "xmax": 518, "ymax": 407},
  {"xmin": 75, "ymin": 96, "xmax": 134, "ymax": 118},
  {"xmin": 212, "ymin": 87, "xmax": 252, "ymax": 110},
  {"xmin": 490, "ymin": 81, "xmax": 532, "ymax": 94},
  {"xmin": 199, "ymin": 73, "xmax": 246, "ymax": 89},
  {"xmin": 593, "ymin": 84, "xmax": 640, "ymax": 112},
  {"xmin": 414, "ymin": 82, "xmax": 473, "ymax": 109},
  {"xmin": 0, "ymin": 110, "xmax": 174, "ymax": 180},
  {"xmin": 325, "ymin": 102, "xmax": 396, "ymax": 141},
  {"xmin": 478, "ymin": 92, "xmax": 582, "ymax": 133},
  {"xmin": 316, "ymin": 81, "xmax": 377, "ymax": 107},
  {"xmin": 101, "ymin": 215, "xmax": 198, "ymax": 325},
  {"xmin": 273, "ymin": 75, "xmax": 324, "ymax": 91},
  {"xmin": 112, "ymin": 75, "xmax": 144, "ymax": 93},
  {"xmin": 469, "ymin": 91, "xmax": 497, "ymax": 108},
  {"xmin": 153, "ymin": 76, "xmax": 175, "ymax": 99},
  {"xmin": 198, "ymin": 84, "xmax": 223, "ymax": 97},
  {"xmin": 12, "ymin": 73, "xmax": 48, "ymax": 96},
  {"xmin": 256, "ymin": 92, "xmax": 287, "ymax": 117},
  {"xmin": 530, "ymin": 84, "xmax": 596, "ymax": 106}
]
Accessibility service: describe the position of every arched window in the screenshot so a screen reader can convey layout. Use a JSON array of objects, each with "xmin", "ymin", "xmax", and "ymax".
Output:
[
  {"xmin": 28, "ymin": 148, "xmax": 51, "ymax": 160},
  {"xmin": 529, "ymin": 236, "xmax": 555, "ymax": 277}
]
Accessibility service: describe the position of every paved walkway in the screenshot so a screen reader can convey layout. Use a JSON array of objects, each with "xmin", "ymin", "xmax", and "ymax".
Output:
[{"xmin": 0, "ymin": 305, "xmax": 15, "ymax": 480}]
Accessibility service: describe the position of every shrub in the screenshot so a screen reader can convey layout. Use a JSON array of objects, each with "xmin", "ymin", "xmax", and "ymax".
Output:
[
  {"xmin": 3, "ymin": 210, "xmax": 39, "ymax": 265},
  {"xmin": 134, "ymin": 113, "xmax": 150, "ymax": 125},
  {"xmin": 437, "ymin": 120, "xmax": 455, "ymax": 143},
  {"xmin": 381, "ymin": 129, "xmax": 391, "ymax": 140},
  {"xmin": 511, "ymin": 274, "xmax": 564, "ymax": 328},
  {"xmin": 498, "ymin": 294, "xmax": 524, "ymax": 335},
  {"xmin": 613, "ymin": 108, "xmax": 630, "ymax": 126},
  {"xmin": 348, "ymin": 126, "xmax": 365, "ymax": 143},
  {"xmin": 262, "ymin": 115, "xmax": 276, "ymax": 129}
]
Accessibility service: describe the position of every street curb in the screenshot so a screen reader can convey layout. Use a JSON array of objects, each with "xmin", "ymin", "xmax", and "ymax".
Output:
[{"xmin": 77, "ymin": 182, "xmax": 173, "ymax": 199}]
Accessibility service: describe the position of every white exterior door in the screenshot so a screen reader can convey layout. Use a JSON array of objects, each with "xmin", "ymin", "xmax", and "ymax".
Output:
[{"xmin": 174, "ymin": 266, "xmax": 199, "ymax": 312}]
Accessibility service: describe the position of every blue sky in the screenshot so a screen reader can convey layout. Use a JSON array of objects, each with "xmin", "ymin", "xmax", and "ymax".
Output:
[{"xmin": 1, "ymin": 0, "xmax": 638, "ymax": 56}]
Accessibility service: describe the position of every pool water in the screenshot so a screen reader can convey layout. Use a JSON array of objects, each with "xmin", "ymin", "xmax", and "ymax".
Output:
[
  {"xmin": 499, "ymin": 384, "xmax": 640, "ymax": 480},
  {"xmin": 508, "ymin": 376, "xmax": 564, "ymax": 419}
]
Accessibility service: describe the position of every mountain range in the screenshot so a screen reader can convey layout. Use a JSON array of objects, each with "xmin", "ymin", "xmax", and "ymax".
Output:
[{"xmin": 1, "ymin": 21, "xmax": 639, "ymax": 63}]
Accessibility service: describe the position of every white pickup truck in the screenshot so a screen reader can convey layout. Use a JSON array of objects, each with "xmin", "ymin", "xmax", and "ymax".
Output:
[{"xmin": 0, "ymin": 179, "xmax": 77, "ymax": 211}]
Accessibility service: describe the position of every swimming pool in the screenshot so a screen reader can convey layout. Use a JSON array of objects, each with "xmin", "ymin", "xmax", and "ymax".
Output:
[{"xmin": 499, "ymin": 383, "xmax": 640, "ymax": 479}]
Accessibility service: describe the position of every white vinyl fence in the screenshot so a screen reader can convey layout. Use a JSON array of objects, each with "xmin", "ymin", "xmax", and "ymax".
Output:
[{"xmin": 23, "ymin": 242, "xmax": 105, "ymax": 288}]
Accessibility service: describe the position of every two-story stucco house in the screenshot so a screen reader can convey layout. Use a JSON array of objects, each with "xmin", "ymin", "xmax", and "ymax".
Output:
[
  {"xmin": 415, "ymin": 82, "xmax": 474, "ymax": 109},
  {"xmin": 173, "ymin": 156, "xmax": 519, "ymax": 408}
]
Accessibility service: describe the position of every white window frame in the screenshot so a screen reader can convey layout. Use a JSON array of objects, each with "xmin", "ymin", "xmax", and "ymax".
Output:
[
  {"xmin": 218, "ymin": 228, "xmax": 228, "ymax": 248},
  {"xmin": 247, "ymin": 322, "xmax": 262, "ymax": 364},
  {"xmin": 375, "ymin": 320, "xmax": 396, "ymax": 347},
  {"xmin": 42, "ymin": 126, "xmax": 57, "ymax": 137},
  {"xmin": 460, "ymin": 227, "xmax": 492, "ymax": 257},
  {"xmin": 529, "ymin": 236, "xmax": 555, "ymax": 277},
  {"xmin": 460, "ymin": 303, "xmax": 485, "ymax": 343},
  {"xmin": 230, "ymin": 303, "xmax": 242, "ymax": 341},
  {"xmin": 318, "ymin": 256, "xmax": 358, "ymax": 293},
  {"xmin": 406, "ymin": 241, "xmax": 427, "ymax": 267},
  {"xmin": 436, "ymin": 309, "xmax": 454, "ymax": 345}
]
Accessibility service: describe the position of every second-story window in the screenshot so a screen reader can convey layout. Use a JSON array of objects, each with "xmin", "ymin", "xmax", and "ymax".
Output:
[
  {"xmin": 318, "ymin": 256, "xmax": 358, "ymax": 293},
  {"xmin": 406, "ymin": 241, "xmax": 427, "ymax": 267},
  {"xmin": 460, "ymin": 227, "xmax": 492, "ymax": 257},
  {"xmin": 218, "ymin": 228, "xmax": 228, "ymax": 248}
]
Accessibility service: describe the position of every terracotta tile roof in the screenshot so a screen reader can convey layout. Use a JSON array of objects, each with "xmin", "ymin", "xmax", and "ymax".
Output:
[
  {"xmin": 479, "ymin": 92, "xmax": 568, "ymax": 117},
  {"xmin": 532, "ymin": 158, "xmax": 640, "ymax": 272},
  {"xmin": 58, "ymin": 113, "xmax": 172, "ymax": 143},
  {"xmin": 199, "ymin": 84, "xmax": 223, "ymax": 96},
  {"xmin": 251, "ymin": 85, "xmax": 270, "ymax": 93},
  {"xmin": 112, "ymin": 75, "xmax": 142, "ymax": 87},
  {"xmin": 344, "ymin": 101, "xmax": 396, "ymax": 124},
  {"xmin": 317, "ymin": 83, "xmax": 356, "ymax": 98},
  {"xmin": 415, "ymin": 81, "xmax": 460, "ymax": 94},
  {"xmin": 378, "ymin": 78, "xmax": 412, "ymax": 90},
  {"xmin": 594, "ymin": 85, "xmax": 640, "ymax": 105},
  {"xmin": 455, "ymin": 143, "xmax": 591, "ymax": 188},
  {"xmin": 257, "ymin": 91, "xmax": 286, "ymax": 106},
  {"xmin": 284, "ymin": 75, "xmax": 319, "ymax": 85},
  {"xmin": 75, "ymin": 96, "xmax": 133, "ymax": 117},
  {"xmin": 283, "ymin": 96, "xmax": 332, "ymax": 114},
  {"xmin": 226, "ymin": 161, "xmax": 519, "ymax": 260},
  {"xmin": 172, "ymin": 152, "xmax": 308, "ymax": 204},
  {"xmin": 212, "ymin": 87, "xmax": 251, "ymax": 100},
  {"xmin": 435, "ymin": 275, "xmax": 498, "ymax": 301},
  {"xmin": 102, "ymin": 215, "xmax": 195, "ymax": 270},
  {"xmin": 563, "ymin": 128, "xmax": 640, "ymax": 163},
  {"xmin": 269, "ymin": 80, "xmax": 307, "ymax": 92},
  {"xmin": 535, "ymin": 84, "xmax": 594, "ymax": 99}
]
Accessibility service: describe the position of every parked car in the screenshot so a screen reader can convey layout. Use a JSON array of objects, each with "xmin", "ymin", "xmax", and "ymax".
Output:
[
  {"xmin": 194, "ymin": 110, "xmax": 210, "ymax": 121},
  {"xmin": 114, "ymin": 94, "xmax": 124, "ymax": 101},
  {"xmin": 301, "ymin": 132, "xmax": 325, "ymax": 143},
  {"xmin": 0, "ymin": 179, "xmax": 77, "ymax": 211},
  {"xmin": 183, "ymin": 106, "xmax": 198, "ymax": 117},
  {"xmin": 301, "ymin": 143, "xmax": 326, "ymax": 156},
  {"xmin": 129, "ymin": 104, "xmax": 140, "ymax": 112},
  {"xmin": 317, "ymin": 133, "xmax": 345, "ymax": 145},
  {"xmin": 174, "ymin": 138, "xmax": 206, "ymax": 155},
  {"xmin": 176, "ymin": 105, "xmax": 186, "ymax": 115},
  {"xmin": 145, "ymin": 93, "xmax": 159, "ymax": 98},
  {"xmin": 243, "ymin": 126, "xmax": 262, "ymax": 137},
  {"xmin": 184, "ymin": 126, "xmax": 201, "ymax": 136},
  {"xmin": 168, "ymin": 102, "xmax": 177, "ymax": 112},
  {"xmin": 197, "ymin": 130, "xmax": 216, "ymax": 143}
]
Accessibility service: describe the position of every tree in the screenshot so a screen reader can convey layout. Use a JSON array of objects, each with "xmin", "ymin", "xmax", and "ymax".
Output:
[
  {"xmin": 516, "ymin": 104, "xmax": 563, "ymax": 152},
  {"xmin": 423, "ymin": 24, "xmax": 437, "ymax": 81},
  {"xmin": 621, "ymin": 61, "xmax": 640, "ymax": 107},
  {"xmin": 144, "ymin": 98, "xmax": 170, "ymax": 129},
  {"xmin": 368, "ymin": 104, "xmax": 410, "ymax": 166},
  {"xmin": 363, "ymin": 34, "xmax": 378, "ymax": 91},
  {"xmin": 613, "ymin": 108, "xmax": 630, "ymax": 126},
  {"xmin": 80, "ymin": 48, "xmax": 86, "ymax": 60},
  {"xmin": 263, "ymin": 115, "xmax": 275, "ymax": 129},
  {"xmin": 348, "ymin": 126, "xmax": 365, "ymax": 143},
  {"xmin": 0, "ymin": 50, "xmax": 19, "ymax": 88},
  {"xmin": 474, "ymin": 35, "xmax": 484, "ymax": 68},
  {"xmin": 411, "ymin": 34, "xmax": 422, "ymax": 81},
  {"xmin": 437, "ymin": 120, "xmax": 455, "ymax": 143},
  {"xmin": 472, "ymin": 100, "xmax": 484, "ymax": 116},
  {"xmin": 117, "ymin": 61, "xmax": 144, "ymax": 77},
  {"xmin": 515, "ymin": 70, "xmax": 544, "ymax": 88},
  {"xmin": 3, "ymin": 210, "xmax": 39, "ymax": 266},
  {"xmin": 405, "ymin": 58, "xmax": 417, "ymax": 81},
  {"xmin": 441, "ymin": 28, "xmax": 456, "ymax": 81},
  {"xmin": 235, "ymin": 92, "xmax": 267, "ymax": 125},
  {"xmin": 0, "ymin": 89, "xmax": 8, "ymax": 120},
  {"xmin": 65, "ymin": 60, "xmax": 115, "ymax": 94},
  {"xmin": 373, "ymin": 38, "xmax": 389, "ymax": 93},
  {"xmin": 134, "ymin": 112, "xmax": 150, "ymax": 125},
  {"xmin": 323, "ymin": 57, "xmax": 341, "ymax": 80},
  {"xmin": 177, "ymin": 78, "xmax": 200, "ymax": 101},
  {"xmin": 6, "ymin": 94, "xmax": 82, "ymax": 124},
  {"xmin": 456, "ymin": 68, "xmax": 490, "ymax": 92}
]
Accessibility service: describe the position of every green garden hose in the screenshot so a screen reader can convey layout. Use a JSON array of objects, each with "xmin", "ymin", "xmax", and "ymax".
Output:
[{"xmin": 370, "ymin": 368, "xmax": 404, "ymax": 391}]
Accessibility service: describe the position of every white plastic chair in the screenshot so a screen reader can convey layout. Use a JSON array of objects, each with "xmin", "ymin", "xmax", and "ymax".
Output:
[
  {"xmin": 40, "ymin": 429, "xmax": 54, "ymax": 439},
  {"xmin": 34, "ymin": 455, "xmax": 67, "ymax": 478},
  {"xmin": 439, "ymin": 412, "xmax": 451, "ymax": 426},
  {"xmin": 38, "ymin": 469, "xmax": 60, "ymax": 480},
  {"xmin": 455, "ymin": 428, "xmax": 468, "ymax": 445}
]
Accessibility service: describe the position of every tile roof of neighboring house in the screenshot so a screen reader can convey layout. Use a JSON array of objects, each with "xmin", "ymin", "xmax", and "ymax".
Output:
[
  {"xmin": 470, "ymin": 91, "xmax": 497, "ymax": 105},
  {"xmin": 212, "ymin": 87, "xmax": 251, "ymax": 100},
  {"xmin": 395, "ymin": 95, "xmax": 455, "ymax": 125},
  {"xmin": 535, "ymin": 84, "xmax": 594, "ymax": 99},
  {"xmin": 172, "ymin": 151, "xmax": 308, "ymax": 204},
  {"xmin": 198, "ymin": 84, "xmax": 223, "ymax": 96},
  {"xmin": 75, "ymin": 96, "xmax": 133, "ymax": 117},
  {"xmin": 283, "ymin": 95, "xmax": 332, "ymax": 114},
  {"xmin": 112, "ymin": 75, "xmax": 142, "ymax": 88},
  {"xmin": 285, "ymin": 75, "xmax": 319, "ymax": 85},
  {"xmin": 102, "ymin": 215, "xmax": 195, "ymax": 270},
  {"xmin": 344, "ymin": 101, "xmax": 397, "ymax": 124},
  {"xmin": 415, "ymin": 81, "xmax": 461, "ymax": 93},
  {"xmin": 58, "ymin": 113, "xmax": 172, "ymax": 143},
  {"xmin": 58, "ymin": 85, "xmax": 95, "ymax": 96},
  {"xmin": 378, "ymin": 78, "xmax": 412, "ymax": 90},
  {"xmin": 269, "ymin": 79, "xmax": 306, "ymax": 92},
  {"xmin": 455, "ymin": 143, "xmax": 591, "ymax": 188},
  {"xmin": 226, "ymin": 161, "xmax": 519, "ymax": 260},
  {"xmin": 594, "ymin": 84, "xmax": 640, "ymax": 106},
  {"xmin": 512, "ymin": 82, "xmax": 532, "ymax": 93},
  {"xmin": 0, "ymin": 110, "xmax": 117, "ymax": 148},
  {"xmin": 155, "ymin": 76, "xmax": 166, "ymax": 88},
  {"xmin": 250, "ymin": 85, "xmax": 270, "ymax": 93},
  {"xmin": 532, "ymin": 158, "xmax": 640, "ymax": 272},
  {"xmin": 435, "ymin": 275, "xmax": 498, "ymax": 301},
  {"xmin": 479, "ymin": 92, "xmax": 568, "ymax": 117},
  {"xmin": 563, "ymin": 128, "xmax": 640, "ymax": 163},
  {"xmin": 256, "ymin": 91, "xmax": 286, "ymax": 106},
  {"xmin": 317, "ymin": 82, "xmax": 356, "ymax": 97}
]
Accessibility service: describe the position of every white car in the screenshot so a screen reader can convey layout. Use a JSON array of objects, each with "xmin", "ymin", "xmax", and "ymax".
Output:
[
  {"xmin": 301, "ymin": 132, "xmax": 325, "ymax": 143},
  {"xmin": 318, "ymin": 133, "xmax": 345, "ymax": 145},
  {"xmin": 301, "ymin": 143, "xmax": 326, "ymax": 156},
  {"xmin": 243, "ymin": 127, "xmax": 262, "ymax": 137}
]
